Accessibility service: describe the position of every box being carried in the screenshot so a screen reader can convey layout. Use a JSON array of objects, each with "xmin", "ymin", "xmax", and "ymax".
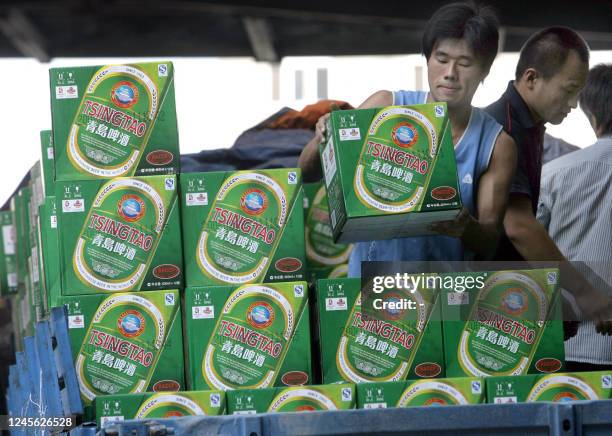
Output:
[
  {"xmin": 61, "ymin": 289, "xmax": 185, "ymax": 407},
  {"xmin": 95, "ymin": 390, "xmax": 225, "ymax": 427},
  {"xmin": 56, "ymin": 175, "xmax": 182, "ymax": 295},
  {"xmin": 320, "ymin": 104, "xmax": 461, "ymax": 243},
  {"xmin": 50, "ymin": 62, "xmax": 179, "ymax": 181},
  {"xmin": 486, "ymin": 371, "xmax": 612, "ymax": 403},
  {"xmin": 180, "ymin": 169, "xmax": 305, "ymax": 286},
  {"xmin": 442, "ymin": 269, "xmax": 565, "ymax": 377},
  {"xmin": 0, "ymin": 211, "xmax": 17, "ymax": 294},
  {"xmin": 357, "ymin": 377, "xmax": 485, "ymax": 409},
  {"xmin": 317, "ymin": 278, "xmax": 444, "ymax": 384},
  {"xmin": 184, "ymin": 282, "xmax": 312, "ymax": 390},
  {"xmin": 227, "ymin": 383, "xmax": 355, "ymax": 414}
]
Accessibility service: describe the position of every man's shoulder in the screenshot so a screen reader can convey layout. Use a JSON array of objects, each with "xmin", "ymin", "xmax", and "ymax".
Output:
[{"xmin": 542, "ymin": 146, "xmax": 591, "ymax": 175}]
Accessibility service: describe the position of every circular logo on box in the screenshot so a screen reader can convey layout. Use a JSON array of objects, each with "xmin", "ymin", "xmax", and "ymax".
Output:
[
  {"xmin": 118, "ymin": 194, "xmax": 146, "ymax": 222},
  {"xmin": 414, "ymin": 363, "xmax": 442, "ymax": 378},
  {"xmin": 275, "ymin": 257, "xmax": 302, "ymax": 273},
  {"xmin": 146, "ymin": 150, "xmax": 174, "ymax": 166},
  {"xmin": 111, "ymin": 80, "xmax": 139, "ymax": 108},
  {"xmin": 240, "ymin": 188, "xmax": 268, "ymax": 216},
  {"xmin": 553, "ymin": 392, "xmax": 579, "ymax": 402},
  {"xmin": 424, "ymin": 397, "xmax": 448, "ymax": 406},
  {"xmin": 117, "ymin": 310, "xmax": 145, "ymax": 338},
  {"xmin": 382, "ymin": 292, "xmax": 407, "ymax": 320},
  {"xmin": 501, "ymin": 288, "xmax": 528, "ymax": 316},
  {"xmin": 247, "ymin": 301, "xmax": 275, "ymax": 329},
  {"xmin": 535, "ymin": 358, "xmax": 562, "ymax": 373},
  {"xmin": 431, "ymin": 186, "xmax": 457, "ymax": 201},
  {"xmin": 392, "ymin": 122, "xmax": 419, "ymax": 148}
]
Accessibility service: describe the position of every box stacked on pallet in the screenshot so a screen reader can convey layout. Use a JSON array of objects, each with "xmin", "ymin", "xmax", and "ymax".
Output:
[
  {"xmin": 316, "ymin": 277, "xmax": 445, "ymax": 384},
  {"xmin": 44, "ymin": 61, "xmax": 185, "ymax": 421}
]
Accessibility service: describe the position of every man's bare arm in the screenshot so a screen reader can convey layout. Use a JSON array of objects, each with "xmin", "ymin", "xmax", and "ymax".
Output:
[
  {"xmin": 298, "ymin": 90, "xmax": 393, "ymax": 182},
  {"xmin": 464, "ymin": 131, "xmax": 517, "ymax": 258},
  {"xmin": 431, "ymin": 131, "xmax": 517, "ymax": 259}
]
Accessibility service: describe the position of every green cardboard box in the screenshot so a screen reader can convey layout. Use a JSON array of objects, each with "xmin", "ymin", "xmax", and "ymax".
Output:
[
  {"xmin": 60, "ymin": 289, "xmax": 185, "ymax": 409},
  {"xmin": 38, "ymin": 197, "xmax": 62, "ymax": 313},
  {"xmin": 319, "ymin": 104, "xmax": 461, "ymax": 243},
  {"xmin": 303, "ymin": 182, "xmax": 352, "ymax": 283},
  {"xmin": 317, "ymin": 277, "xmax": 445, "ymax": 384},
  {"xmin": 227, "ymin": 383, "xmax": 355, "ymax": 414},
  {"xmin": 56, "ymin": 175, "xmax": 183, "ymax": 295},
  {"xmin": 357, "ymin": 376, "xmax": 485, "ymax": 408},
  {"xmin": 180, "ymin": 169, "xmax": 305, "ymax": 286},
  {"xmin": 184, "ymin": 281, "xmax": 312, "ymax": 390},
  {"xmin": 442, "ymin": 269, "xmax": 565, "ymax": 377},
  {"xmin": 486, "ymin": 371, "xmax": 612, "ymax": 403},
  {"xmin": 50, "ymin": 61, "xmax": 179, "ymax": 181},
  {"xmin": 95, "ymin": 390, "xmax": 225, "ymax": 427},
  {"xmin": 0, "ymin": 210, "xmax": 17, "ymax": 294},
  {"xmin": 40, "ymin": 130, "xmax": 56, "ymax": 196}
]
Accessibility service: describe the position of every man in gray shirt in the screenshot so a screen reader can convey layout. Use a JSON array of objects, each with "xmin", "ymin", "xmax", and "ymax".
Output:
[{"xmin": 537, "ymin": 64, "xmax": 612, "ymax": 371}]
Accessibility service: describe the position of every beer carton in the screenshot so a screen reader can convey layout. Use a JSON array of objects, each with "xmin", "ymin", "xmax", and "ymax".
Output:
[
  {"xmin": 38, "ymin": 197, "xmax": 62, "ymax": 312},
  {"xmin": 357, "ymin": 377, "xmax": 485, "ymax": 408},
  {"xmin": 50, "ymin": 62, "xmax": 179, "ymax": 181},
  {"xmin": 180, "ymin": 169, "xmax": 305, "ymax": 286},
  {"xmin": 0, "ymin": 210, "xmax": 17, "ymax": 294},
  {"xmin": 95, "ymin": 390, "xmax": 225, "ymax": 427},
  {"xmin": 317, "ymin": 278, "xmax": 444, "ymax": 384},
  {"xmin": 319, "ymin": 104, "xmax": 461, "ymax": 243},
  {"xmin": 56, "ymin": 175, "xmax": 182, "ymax": 295},
  {"xmin": 486, "ymin": 371, "xmax": 612, "ymax": 403},
  {"xmin": 14, "ymin": 188, "xmax": 31, "ymax": 293},
  {"xmin": 303, "ymin": 182, "xmax": 352, "ymax": 282},
  {"xmin": 60, "ymin": 289, "xmax": 185, "ymax": 409},
  {"xmin": 227, "ymin": 383, "xmax": 355, "ymax": 414},
  {"xmin": 442, "ymin": 269, "xmax": 565, "ymax": 377},
  {"xmin": 184, "ymin": 282, "xmax": 312, "ymax": 390},
  {"xmin": 40, "ymin": 130, "xmax": 56, "ymax": 196}
]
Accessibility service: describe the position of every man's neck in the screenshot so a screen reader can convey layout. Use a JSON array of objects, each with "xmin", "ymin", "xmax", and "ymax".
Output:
[{"xmin": 513, "ymin": 81, "xmax": 543, "ymax": 124}]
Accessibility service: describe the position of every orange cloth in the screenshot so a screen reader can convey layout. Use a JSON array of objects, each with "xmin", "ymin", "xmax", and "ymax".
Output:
[{"xmin": 267, "ymin": 100, "xmax": 354, "ymax": 130}]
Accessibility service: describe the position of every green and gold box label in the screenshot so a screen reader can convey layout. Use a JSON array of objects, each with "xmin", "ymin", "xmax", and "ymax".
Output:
[
  {"xmin": 442, "ymin": 269, "xmax": 564, "ymax": 377},
  {"xmin": 303, "ymin": 182, "xmax": 352, "ymax": 282},
  {"xmin": 320, "ymin": 104, "xmax": 461, "ymax": 243},
  {"xmin": 61, "ymin": 289, "xmax": 184, "ymax": 407},
  {"xmin": 317, "ymin": 278, "xmax": 444, "ymax": 383},
  {"xmin": 50, "ymin": 62, "xmax": 179, "ymax": 181},
  {"xmin": 95, "ymin": 390, "xmax": 225, "ymax": 427},
  {"xmin": 184, "ymin": 282, "xmax": 311, "ymax": 390},
  {"xmin": 487, "ymin": 371, "xmax": 612, "ymax": 403},
  {"xmin": 358, "ymin": 377, "xmax": 484, "ymax": 408},
  {"xmin": 57, "ymin": 175, "xmax": 182, "ymax": 295},
  {"xmin": 180, "ymin": 170, "xmax": 305, "ymax": 286},
  {"xmin": 227, "ymin": 384, "xmax": 355, "ymax": 414}
]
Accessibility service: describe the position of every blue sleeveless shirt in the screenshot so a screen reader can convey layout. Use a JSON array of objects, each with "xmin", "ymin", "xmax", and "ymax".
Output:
[{"xmin": 348, "ymin": 90, "xmax": 503, "ymax": 277}]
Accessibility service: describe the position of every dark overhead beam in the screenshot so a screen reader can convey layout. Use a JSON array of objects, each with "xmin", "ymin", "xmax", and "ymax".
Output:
[
  {"xmin": 242, "ymin": 17, "xmax": 278, "ymax": 62},
  {"xmin": 0, "ymin": 8, "xmax": 49, "ymax": 62}
]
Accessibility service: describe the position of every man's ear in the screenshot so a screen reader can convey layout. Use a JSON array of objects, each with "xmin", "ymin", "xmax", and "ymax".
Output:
[{"xmin": 521, "ymin": 68, "xmax": 540, "ymax": 90}]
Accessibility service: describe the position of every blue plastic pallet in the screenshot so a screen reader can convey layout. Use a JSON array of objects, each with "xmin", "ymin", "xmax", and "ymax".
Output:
[
  {"xmin": 7, "ymin": 306, "xmax": 84, "ymax": 435},
  {"xmin": 98, "ymin": 402, "xmax": 576, "ymax": 436}
]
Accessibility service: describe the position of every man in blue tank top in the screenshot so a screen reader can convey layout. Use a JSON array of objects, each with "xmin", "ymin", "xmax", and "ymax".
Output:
[{"xmin": 299, "ymin": 2, "xmax": 517, "ymax": 269}]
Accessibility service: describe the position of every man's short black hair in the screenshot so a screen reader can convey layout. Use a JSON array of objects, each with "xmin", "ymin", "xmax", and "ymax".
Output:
[
  {"xmin": 515, "ymin": 27, "xmax": 590, "ymax": 81},
  {"xmin": 422, "ymin": 2, "xmax": 499, "ymax": 72},
  {"xmin": 580, "ymin": 64, "xmax": 612, "ymax": 136}
]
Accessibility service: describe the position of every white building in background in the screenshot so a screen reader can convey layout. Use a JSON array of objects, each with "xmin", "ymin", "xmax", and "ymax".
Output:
[{"xmin": 1, "ymin": 51, "xmax": 610, "ymax": 204}]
